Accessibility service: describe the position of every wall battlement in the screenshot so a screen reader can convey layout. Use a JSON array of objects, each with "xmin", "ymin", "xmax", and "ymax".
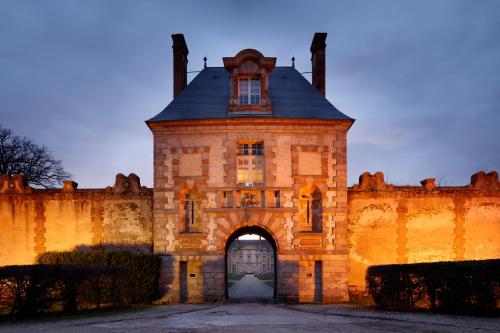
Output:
[
  {"xmin": 0, "ymin": 173, "xmax": 153, "ymax": 266},
  {"xmin": 1, "ymin": 171, "xmax": 498, "ymax": 298},
  {"xmin": 348, "ymin": 171, "xmax": 500, "ymax": 292}
]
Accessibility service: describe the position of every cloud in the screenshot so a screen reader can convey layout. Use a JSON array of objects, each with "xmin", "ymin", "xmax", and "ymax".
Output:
[{"xmin": 1, "ymin": 0, "xmax": 499, "ymax": 187}]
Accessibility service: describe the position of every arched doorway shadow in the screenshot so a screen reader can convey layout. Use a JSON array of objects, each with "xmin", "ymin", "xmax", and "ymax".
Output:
[{"xmin": 225, "ymin": 226, "xmax": 277, "ymax": 301}]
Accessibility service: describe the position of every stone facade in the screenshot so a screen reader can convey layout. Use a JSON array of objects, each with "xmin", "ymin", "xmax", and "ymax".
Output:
[
  {"xmin": 228, "ymin": 239, "xmax": 274, "ymax": 274},
  {"xmin": 148, "ymin": 118, "xmax": 351, "ymax": 303}
]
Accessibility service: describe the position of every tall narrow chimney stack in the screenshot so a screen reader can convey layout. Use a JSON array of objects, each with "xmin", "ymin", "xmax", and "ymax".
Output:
[
  {"xmin": 172, "ymin": 34, "xmax": 189, "ymax": 98},
  {"xmin": 310, "ymin": 32, "xmax": 327, "ymax": 96}
]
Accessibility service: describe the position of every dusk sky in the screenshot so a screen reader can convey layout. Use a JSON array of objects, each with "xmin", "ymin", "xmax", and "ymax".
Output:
[{"xmin": 1, "ymin": 0, "xmax": 499, "ymax": 188}]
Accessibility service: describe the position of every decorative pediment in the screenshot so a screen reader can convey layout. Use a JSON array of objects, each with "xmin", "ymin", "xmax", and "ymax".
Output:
[
  {"xmin": 223, "ymin": 49, "xmax": 276, "ymax": 72},
  {"xmin": 223, "ymin": 49, "xmax": 276, "ymax": 113}
]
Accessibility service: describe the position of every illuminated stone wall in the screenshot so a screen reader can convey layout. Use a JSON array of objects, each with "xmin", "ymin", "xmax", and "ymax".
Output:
[
  {"xmin": 0, "ymin": 174, "xmax": 153, "ymax": 266},
  {"xmin": 1, "ymin": 168, "xmax": 499, "ymax": 303},
  {"xmin": 348, "ymin": 172, "xmax": 500, "ymax": 292},
  {"xmin": 149, "ymin": 118, "xmax": 351, "ymax": 303}
]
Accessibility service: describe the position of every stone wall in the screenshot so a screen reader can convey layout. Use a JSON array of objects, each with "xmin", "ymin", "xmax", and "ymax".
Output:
[
  {"xmin": 348, "ymin": 171, "xmax": 500, "ymax": 292},
  {"xmin": 0, "ymin": 174, "xmax": 153, "ymax": 266},
  {"xmin": 2, "ymin": 168, "xmax": 499, "ymax": 303}
]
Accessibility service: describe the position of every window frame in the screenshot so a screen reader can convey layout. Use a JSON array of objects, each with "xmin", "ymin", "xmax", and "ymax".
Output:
[
  {"xmin": 238, "ymin": 77, "xmax": 261, "ymax": 105},
  {"xmin": 236, "ymin": 141, "xmax": 264, "ymax": 186}
]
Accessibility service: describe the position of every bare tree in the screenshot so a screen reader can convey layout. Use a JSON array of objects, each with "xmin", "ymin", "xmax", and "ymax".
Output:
[{"xmin": 0, "ymin": 125, "xmax": 71, "ymax": 188}]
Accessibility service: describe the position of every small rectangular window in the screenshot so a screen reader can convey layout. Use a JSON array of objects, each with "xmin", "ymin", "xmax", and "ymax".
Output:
[
  {"xmin": 275, "ymin": 191, "xmax": 280, "ymax": 208},
  {"xmin": 224, "ymin": 191, "xmax": 233, "ymax": 208},
  {"xmin": 261, "ymin": 191, "xmax": 265, "ymax": 208}
]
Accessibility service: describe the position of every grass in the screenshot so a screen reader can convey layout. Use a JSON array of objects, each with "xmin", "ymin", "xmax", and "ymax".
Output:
[
  {"xmin": 227, "ymin": 273, "xmax": 243, "ymax": 281},
  {"xmin": 255, "ymin": 273, "xmax": 274, "ymax": 288},
  {"xmin": 255, "ymin": 273, "xmax": 274, "ymax": 281}
]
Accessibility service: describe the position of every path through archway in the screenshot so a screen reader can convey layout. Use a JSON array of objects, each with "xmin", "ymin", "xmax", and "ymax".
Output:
[{"xmin": 225, "ymin": 226, "xmax": 277, "ymax": 302}]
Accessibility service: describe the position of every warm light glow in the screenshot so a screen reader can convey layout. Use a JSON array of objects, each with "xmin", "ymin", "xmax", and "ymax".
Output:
[{"xmin": 238, "ymin": 234, "xmax": 261, "ymax": 240}]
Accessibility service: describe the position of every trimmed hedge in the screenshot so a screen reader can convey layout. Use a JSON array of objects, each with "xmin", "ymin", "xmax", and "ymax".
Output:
[
  {"xmin": 37, "ymin": 251, "xmax": 161, "ymax": 305},
  {"xmin": 0, "ymin": 265, "xmax": 125, "ymax": 316},
  {"xmin": 366, "ymin": 259, "xmax": 500, "ymax": 313}
]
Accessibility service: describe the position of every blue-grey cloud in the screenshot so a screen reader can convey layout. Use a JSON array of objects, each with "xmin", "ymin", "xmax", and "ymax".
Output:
[{"xmin": 1, "ymin": 0, "xmax": 499, "ymax": 187}]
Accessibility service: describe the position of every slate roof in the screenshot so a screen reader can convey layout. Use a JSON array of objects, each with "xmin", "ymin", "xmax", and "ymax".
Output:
[{"xmin": 147, "ymin": 67, "xmax": 353, "ymax": 122}]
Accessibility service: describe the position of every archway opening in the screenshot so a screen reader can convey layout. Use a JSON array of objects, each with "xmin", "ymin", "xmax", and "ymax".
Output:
[{"xmin": 225, "ymin": 226, "xmax": 277, "ymax": 302}]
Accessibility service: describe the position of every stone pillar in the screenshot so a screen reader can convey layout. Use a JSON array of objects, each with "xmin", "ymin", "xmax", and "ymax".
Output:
[
  {"xmin": 396, "ymin": 199, "xmax": 408, "ymax": 264},
  {"xmin": 453, "ymin": 196, "xmax": 465, "ymax": 260},
  {"xmin": 34, "ymin": 199, "xmax": 46, "ymax": 256}
]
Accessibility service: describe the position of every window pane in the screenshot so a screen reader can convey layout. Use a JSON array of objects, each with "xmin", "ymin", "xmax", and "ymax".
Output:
[
  {"xmin": 237, "ymin": 170, "xmax": 248, "ymax": 183},
  {"xmin": 237, "ymin": 142, "xmax": 264, "ymax": 185},
  {"xmin": 250, "ymin": 79, "xmax": 260, "ymax": 93},
  {"xmin": 252, "ymin": 143, "xmax": 263, "ymax": 155},
  {"xmin": 239, "ymin": 95, "xmax": 249, "ymax": 104},
  {"xmin": 250, "ymin": 79, "xmax": 260, "ymax": 104},
  {"xmin": 239, "ymin": 79, "xmax": 249, "ymax": 105},
  {"xmin": 239, "ymin": 79, "xmax": 248, "ymax": 91}
]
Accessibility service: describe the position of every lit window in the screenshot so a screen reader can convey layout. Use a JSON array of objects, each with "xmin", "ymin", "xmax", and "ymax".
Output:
[
  {"xmin": 237, "ymin": 142, "xmax": 264, "ymax": 185},
  {"xmin": 238, "ymin": 78, "xmax": 260, "ymax": 105}
]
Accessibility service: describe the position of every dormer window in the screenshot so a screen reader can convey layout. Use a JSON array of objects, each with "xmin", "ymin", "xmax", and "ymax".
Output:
[
  {"xmin": 239, "ymin": 78, "xmax": 261, "ymax": 105},
  {"xmin": 223, "ymin": 49, "xmax": 276, "ymax": 113}
]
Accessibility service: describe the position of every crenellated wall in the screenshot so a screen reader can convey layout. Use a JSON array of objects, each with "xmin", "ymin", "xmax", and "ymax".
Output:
[
  {"xmin": 0, "ymin": 174, "xmax": 153, "ymax": 266},
  {"xmin": 347, "ymin": 171, "xmax": 500, "ymax": 292},
  {"xmin": 1, "ymin": 170, "xmax": 499, "ymax": 302}
]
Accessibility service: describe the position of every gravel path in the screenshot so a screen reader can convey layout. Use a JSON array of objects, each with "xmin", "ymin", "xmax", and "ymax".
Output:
[
  {"xmin": 228, "ymin": 274, "xmax": 274, "ymax": 300},
  {"xmin": 1, "ymin": 303, "xmax": 498, "ymax": 332}
]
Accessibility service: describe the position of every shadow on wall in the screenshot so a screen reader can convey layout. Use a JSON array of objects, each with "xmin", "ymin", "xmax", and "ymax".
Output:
[
  {"xmin": 202, "ymin": 257, "xmax": 225, "ymax": 302},
  {"xmin": 277, "ymin": 260, "xmax": 299, "ymax": 303},
  {"xmin": 314, "ymin": 260, "xmax": 323, "ymax": 302}
]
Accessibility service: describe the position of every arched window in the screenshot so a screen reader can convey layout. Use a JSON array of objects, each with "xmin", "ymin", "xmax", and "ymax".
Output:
[
  {"xmin": 298, "ymin": 186, "xmax": 322, "ymax": 232},
  {"xmin": 181, "ymin": 188, "xmax": 201, "ymax": 232}
]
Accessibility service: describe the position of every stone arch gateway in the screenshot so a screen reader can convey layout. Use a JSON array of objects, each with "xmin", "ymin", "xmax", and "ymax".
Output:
[
  {"xmin": 148, "ymin": 33, "xmax": 352, "ymax": 303},
  {"xmin": 225, "ymin": 226, "xmax": 278, "ymax": 299}
]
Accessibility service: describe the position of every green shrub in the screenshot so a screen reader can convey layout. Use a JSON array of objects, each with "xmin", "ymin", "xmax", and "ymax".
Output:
[
  {"xmin": 0, "ymin": 265, "xmax": 124, "ymax": 317},
  {"xmin": 255, "ymin": 273, "xmax": 274, "ymax": 281},
  {"xmin": 227, "ymin": 273, "xmax": 242, "ymax": 281},
  {"xmin": 37, "ymin": 251, "xmax": 161, "ymax": 305},
  {"xmin": 366, "ymin": 259, "xmax": 500, "ymax": 314}
]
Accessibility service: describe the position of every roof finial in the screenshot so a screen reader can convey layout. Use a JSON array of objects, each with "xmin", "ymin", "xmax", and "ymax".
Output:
[
  {"xmin": 292, "ymin": 56, "xmax": 295, "ymax": 68},
  {"xmin": 203, "ymin": 56, "xmax": 207, "ymax": 69}
]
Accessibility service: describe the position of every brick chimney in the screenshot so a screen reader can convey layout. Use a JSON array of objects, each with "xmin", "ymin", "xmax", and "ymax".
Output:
[
  {"xmin": 310, "ymin": 32, "xmax": 327, "ymax": 96},
  {"xmin": 172, "ymin": 34, "xmax": 189, "ymax": 98}
]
